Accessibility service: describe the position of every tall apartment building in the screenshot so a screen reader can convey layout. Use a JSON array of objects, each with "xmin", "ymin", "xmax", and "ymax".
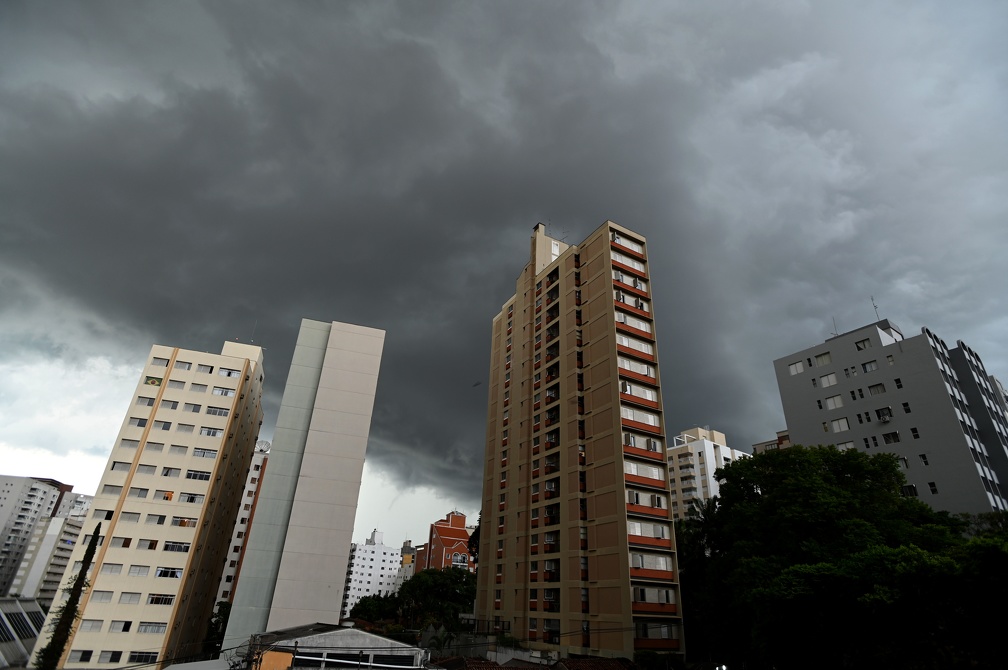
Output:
[
  {"xmin": 394, "ymin": 540, "xmax": 416, "ymax": 593},
  {"xmin": 32, "ymin": 340, "xmax": 266, "ymax": 668},
  {"xmin": 774, "ymin": 319, "xmax": 1008, "ymax": 514},
  {"xmin": 476, "ymin": 222, "xmax": 683, "ymax": 657},
  {"xmin": 666, "ymin": 427, "xmax": 748, "ymax": 521},
  {"xmin": 0, "ymin": 476, "xmax": 67, "ymax": 595},
  {"xmin": 7, "ymin": 516, "xmax": 83, "ymax": 609},
  {"xmin": 341, "ymin": 530, "xmax": 402, "ymax": 618},
  {"xmin": 214, "ymin": 441, "xmax": 270, "ymax": 605},
  {"xmin": 225, "ymin": 319, "xmax": 385, "ymax": 650}
]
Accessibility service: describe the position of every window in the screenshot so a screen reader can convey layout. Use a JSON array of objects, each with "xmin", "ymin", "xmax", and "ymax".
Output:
[
  {"xmin": 183, "ymin": 403, "xmax": 201, "ymax": 413},
  {"xmin": 98, "ymin": 651, "xmax": 122, "ymax": 663},
  {"xmin": 887, "ymin": 355, "xmax": 894, "ymax": 365},
  {"xmin": 902, "ymin": 402, "xmax": 911, "ymax": 413},
  {"xmin": 868, "ymin": 383, "xmax": 886, "ymax": 396},
  {"xmin": 836, "ymin": 441, "xmax": 854, "ymax": 451},
  {"xmin": 911, "ymin": 427, "xmax": 920, "ymax": 439},
  {"xmin": 128, "ymin": 565, "xmax": 149, "ymax": 576},
  {"xmin": 788, "ymin": 361, "xmax": 804, "ymax": 375},
  {"xmin": 815, "ymin": 352, "xmax": 832, "ymax": 367},
  {"xmin": 119, "ymin": 511, "xmax": 139, "ymax": 523},
  {"xmin": 831, "ymin": 418, "xmax": 849, "ymax": 433},
  {"xmin": 136, "ymin": 396, "xmax": 155, "ymax": 407},
  {"xmin": 196, "ymin": 364, "xmax": 213, "ymax": 374},
  {"xmin": 169, "ymin": 445, "xmax": 187, "ymax": 455},
  {"xmin": 176, "ymin": 424, "xmax": 194, "ymax": 434},
  {"xmin": 193, "ymin": 447, "xmax": 217, "ymax": 459},
  {"xmin": 68, "ymin": 650, "xmax": 93, "ymax": 662},
  {"xmin": 152, "ymin": 357, "xmax": 169, "ymax": 367},
  {"xmin": 136, "ymin": 464, "xmax": 155, "ymax": 475},
  {"xmin": 190, "ymin": 382, "xmax": 208, "ymax": 393},
  {"xmin": 171, "ymin": 516, "xmax": 197, "ymax": 527},
  {"xmin": 127, "ymin": 487, "xmax": 148, "ymax": 499},
  {"xmin": 219, "ymin": 367, "xmax": 241, "ymax": 377},
  {"xmin": 152, "ymin": 420, "xmax": 171, "ymax": 430},
  {"xmin": 147, "ymin": 594, "xmax": 175, "ymax": 605},
  {"xmin": 164, "ymin": 541, "xmax": 191, "ymax": 553},
  {"xmin": 79, "ymin": 619, "xmax": 103, "ymax": 632},
  {"xmin": 213, "ymin": 386, "xmax": 236, "ymax": 397},
  {"xmin": 160, "ymin": 399, "xmax": 178, "ymax": 410},
  {"xmin": 200, "ymin": 427, "xmax": 223, "ymax": 437},
  {"xmin": 186, "ymin": 469, "xmax": 211, "ymax": 480},
  {"xmin": 825, "ymin": 395, "xmax": 843, "ymax": 410},
  {"xmin": 100, "ymin": 563, "xmax": 122, "ymax": 575},
  {"xmin": 162, "ymin": 467, "xmax": 180, "ymax": 478},
  {"xmin": 167, "ymin": 380, "xmax": 185, "ymax": 389},
  {"xmin": 109, "ymin": 537, "xmax": 131, "ymax": 548},
  {"xmin": 119, "ymin": 592, "xmax": 141, "ymax": 604},
  {"xmin": 138, "ymin": 622, "xmax": 167, "ymax": 634},
  {"xmin": 120, "ymin": 438, "xmax": 139, "ymax": 449},
  {"xmin": 928, "ymin": 481, "xmax": 938, "ymax": 494},
  {"xmin": 102, "ymin": 484, "xmax": 122, "ymax": 496},
  {"xmin": 137, "ymin": 539, "xmax": 158, "ymax": 550},
  {"xmin": 155, "ymin": 489, "xmax": 173, "ymax": 501},
  {"xmin": 155, "ymin": 566, "xmax": 183, "ymax": 578},
  {"xmin": 145, "ymin": 441, "xmax": 163, "ymax": 452},
  {"xmin": 145, "ymin": 514, "xmax": 166, "ymax": 525},
  {"xmin": 894, "ymin": 377, "xmax": 903, "ymax": 389},
  {"xmin": 855, "ymin": 338, "xmax": 871, "ymax": 350},
  {"xmin": 820, "ymin": 373, "xmax": 837, "ymax": 387},
  {"xmin": 111, "ymin": 461, "xmax": 130, "ymax": 472},
  {"xmin": 206, "ymin": 406, "xmax": 230, "ymax": 417},
  {"xmin": 882, "ymin": 432, "xmax": 901, "ymax": 444},
  {"xmin": 129, "ymin": 652, "xmax": 159, "ymax": 663},
  {"xmin": 128, "ymin": 417, "xmax": 148, "ymax": 428},
  {"xmin": 900, "ymin": 484, "xmax": 918, "ymax": 497},
  {"xmin": 862, "ymin": 360, "xmax": 879, "ymax": 373},
  {"xmin": 174, "ymin": 360, "xmax": 191, "ymax": 370}
]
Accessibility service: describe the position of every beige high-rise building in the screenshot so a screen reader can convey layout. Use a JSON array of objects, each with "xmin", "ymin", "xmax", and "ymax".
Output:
[
  {"xmin": 33, "ymin": 341, "xmax": 265, "ymax": 668},
  {"xmin": 476, "ymin": 222, "xmax": 683, "ymax": 657},
  {"xmin": 7, "ymin": 516, "xmax": 83, "ymax": 610},
  {"xmin": 224, "ymin": 319, "xmax": 385, "ymax": 650}
]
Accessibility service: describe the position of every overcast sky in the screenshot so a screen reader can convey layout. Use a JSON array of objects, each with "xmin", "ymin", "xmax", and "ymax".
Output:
[{"xmin": 1, "ymin": 1, "xmax": 1006, "ymax": 545}]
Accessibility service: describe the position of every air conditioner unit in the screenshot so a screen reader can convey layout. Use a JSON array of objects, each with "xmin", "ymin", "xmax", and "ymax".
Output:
[{"xmin": 880, "ymin": 416, "xmax": 891, "ymax": 423}]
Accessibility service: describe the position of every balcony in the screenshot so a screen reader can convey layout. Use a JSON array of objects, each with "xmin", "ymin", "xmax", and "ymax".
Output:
[
  {"xmin": 628, "ymin": 534, "xmax": 673, "ymax": 549},
  {"xmin": 544, "ymin": 515, "xmax": 559, "ymax": 527},
  {"xmin": 624, "ymin": 473, "xmax": 667, "ymax": 490},
  {"xmin": 543, "ymin": 542, "xmax": 559, "ymax": 554},
  {"xmin": 543, "ymin": 570, "xmax": 560, "ymax": 582},
  {"xmin": 623, "ymin": 443, "xmax": 664, "ymax": 462},
  {"xmin": 632, "ymin": 602, "xmax": 678, "ymax": 615},
  {"xmin": 529, "ymin": 600, "xmax": 538, "ymax": 610},
  {"xmin": 544, "ymin": 489, "xmax": 559, "ymax": 500},
  {"xmin": 626, "ymin": 503, "xmax": 668, "ymax": 519},
  {"xmin": 543, "ymin": 600, "xmax": 560, "ymax": 612},
  {"xmin": 630, "ymin": 567, "xmax": 675, "ymax": 581}
]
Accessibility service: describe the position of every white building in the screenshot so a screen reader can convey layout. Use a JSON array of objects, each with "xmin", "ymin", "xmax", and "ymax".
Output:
[
  {"xmin": 0, "ymin": 476, "xmax": 65, "ymax": 595},
  {"xmin": 214, "ymin": 441, "xmax": 270, "ymax": 606},
  {"xmin": 341, "ymin": 530, "xmax": 402, "ymax": 619},
  {"xmin": 55, "ymin": 493, "xmax": 94, "ymax": 520},
  {"xmin": 666, "ymin": 427, "xmax": 748, "ymax": 520},
  {"xmin": 7, "ymin": 516, "xmax": 83, "ymax": 610},
  {"xmin": 393, "ymin": 540, "xmax": 416, "ymax": 594}
]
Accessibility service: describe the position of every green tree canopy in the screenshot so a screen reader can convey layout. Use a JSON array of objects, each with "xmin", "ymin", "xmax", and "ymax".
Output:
[
  {"xmin": 397, "ymin": 567, "xmax": 476, "ymax": 631},
  {"xmin": 676, "ymin": 446, "xmax": 1003, "ymax": 670}
]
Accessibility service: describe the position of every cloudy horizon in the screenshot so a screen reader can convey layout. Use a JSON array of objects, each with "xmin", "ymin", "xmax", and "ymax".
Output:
[{"xmin": 1, "ymin": 0, "xmax": 1006, "ymax": 543}]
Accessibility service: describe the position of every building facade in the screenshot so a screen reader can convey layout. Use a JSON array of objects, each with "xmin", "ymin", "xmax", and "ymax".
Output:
[
  {"xmin": 774, "ymin": 319, "xmax": 1008, "ymax": 514},
  {"xmin": 666, "ymin": 427, "xmax": 748, "ymax": 521},
  {"xmin": 225, "ymin": 319, "xmax": 385, "ymax": 649},
  {"xmin": 341, "ymin": 530, "xmax": 402, "ymax": 619},
  {"xmin": 7, "ymin": 516, "xmax": 83, "ymax": 610},
  {"xmin": 394, "ymin": 540, "xmax": 416, "ymax": 593},
  {"xmin": 476, "ymin": 222, "xmax": 683, "ymax": 657},
  {"xmin": 32, "ymin": 340, "xmax": 266, "ymax": 668},
  {"xmin": 0, "ymin": 477, "xmax": 66, "ymax": 596},
  {"xmin": 417, "ymin": 511, "xmax": 475, "ymax": 573},
  {"xmin": 214, "ymin": 442, "xmax": 270, "ymax": 606}
]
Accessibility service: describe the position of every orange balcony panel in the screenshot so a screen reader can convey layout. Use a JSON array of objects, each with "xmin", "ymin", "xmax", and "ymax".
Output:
[
  {"xmin": 620, "ymin": 393, "xmax": 661, "ymax": 410},
  {"xmin": 529, "ymin": 571, "xmax": 538, "ymax": 581},
  {"xmin": 532, "ymin": 446, "xmax": 540, "ymax": 456},
  {"xmin": 507, "ymin": 327, "xmax": 512, "ymax": 335},
  {"xmin": 543, "ymin": 543, "xmax": 558, "ymax": 553},
  {"xmin": 623, "ymin": 445, "xmax": 664, "ymax": 462},
  {"xmin": 611, "ymin": 239, "xmax": 647, "ymax": 260},
  {"xmin": 506, "ymin": 344, "xmax": 512, "ymax": 353},
  {"xmin": 615, "ymin": 320, "xmax": 654, "ymax": 341},
  {"xmin": 535, "ymin": 321, "xmax": 542, "ymax": 331},
  {"xmin": 543, "ymin": 601, "xmax": 560, "ymax": 612},
  {"xmin": 500, "ymin": 480, "xmax": 507, "ymax": 489},
  {"xmin": 500, "ymin": 458, "xmax": 508, "ymax": 467},
  {"xmin": 529, "ymin": 601, "xmax": 538, "ymax": 610},
  {"xmin": 531, "ymin": 518, "xmax": 539, "ymax": 528},
  {"xmin": 544, "ymin": 464, "xmax": 559, "ymax": 475},
  {"xmin": 544, "ymin": 374, "xmax": 558, "ymax": 383},
  {"xmin": 580, "ymin": 569, "xmax": 589, "ymax": 580},
  {"xmin": 545, "ymin": 396, "xmax": 558, "ymax": 406},
  {"xmin": 534, "ymin": 360, "xmax": 541, "ymax": 370},
  {"xmin": 496, "ymin": 549, "xmax": 503, "ymax": 559},
  {"xmin": 616, "ymin": 344, "xmax": 655, "ymax": 362},
  {"xmin": 536, "ymin": 305, "xmax": 542, "ymax": 314},
  {"xmin": 620, "ymin": 418, "xmax": 662, "ymax": 435},
  {"xmin": 534, "ymin": 423, "xmax": 541, "ymax": 432},
  {"xmin": 499, "ymin": 502, "xmax": 505, "ymax": 512},
  {"xmin": 632, "ymin": 602, "xmax": 678, "ymax": 614},
  {"xmin": 630, "ymin": 567, "xmax": 675, "ymax": 581},
  {"xmin": 529, "ymin": 632, "xmax": 538, "ymax": 641},
  {"xmin": 628, "ymin": 534, "xmax": 672, "ymax": 549},
  {"xmin": 495, "ymin": 575, "xmax": 502, "ymax": 584},
  {"xmin": 580, "ymin": 540, "xmax": 588, "ymax": 551},
  {"xmin": 544, "ymin": 490, "xmax": 559, "ymax": 500},
  {"xmin": 534, "ymin": 402, "xmax": 541, "ymax": 411},
  {"xmin": 543, "ymin": 570, "xmax": 559, "ymax": 581},
  {"xmin": 618, "ymin": 368, "xmax": 657, "ymax": 385},
  {"xmin": 494, "ymin": 601, "xmax": 501, "ymax": 610},
  {"xmin": 582, "ymin": 602, "xmax": 589, "ymax": 613},
  {"xmin": 532, "ymin": 494, "xmax": 540, "ymax": 504},
  {"xmin": 634, "ymin": 638, "xmax": 680, "ymax": 651},
  {"xmin": 532, "ymin": 469, "xmax": 540, "ymax": 478},
  {"xmin": 624, "ymin": 473, "xmax": 668, "ymax": 490},
  {"xmin": 613, "ymin": 279, "xmax": 649, "ymax": 299},
  {"xmin": 535, "ymin": 341, "xmax": 542, "ymax": 350},
  {"xmin": 544, "ymin": 441, "xmax": 557, "ymax": 450},
  {"xmin": 536, "ymin": 287, "xmax": 542, "ymax": 296},
  {"xmin": 614, "ymin": 301, "xmax": 652, "ymax": 320},
  {"xmin": 531, "ymin": 545, "xmax": 539, "ymax": 554},
  {"xmin": 534, "ymin": 380, "xmax": 541, "ymax": 390},
  {"xmin": 611, "ymin": 257, "xmax": 647, "ymax": 277}
]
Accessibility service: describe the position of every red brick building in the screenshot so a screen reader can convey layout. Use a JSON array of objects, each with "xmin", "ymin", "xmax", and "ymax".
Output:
[{"xmin": 416, "ymin": 511, "xmax": 476, "ymax": 573}]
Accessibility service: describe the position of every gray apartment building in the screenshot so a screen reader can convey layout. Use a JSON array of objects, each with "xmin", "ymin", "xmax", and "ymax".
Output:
[{"xmin": 774, "ymin": 319, "xmax": 1008, "ymax": 515}]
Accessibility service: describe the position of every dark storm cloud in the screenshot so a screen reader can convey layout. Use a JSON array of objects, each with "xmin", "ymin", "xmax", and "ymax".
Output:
[{"xmin": 2, "ymin": 1, "xmax": 1007, "ymax": 509}]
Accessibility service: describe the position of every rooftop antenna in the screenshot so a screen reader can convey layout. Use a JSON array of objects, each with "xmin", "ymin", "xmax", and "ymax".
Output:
[
  {"xmin": 871, "ymin": 296, "xmax": 880, "ymax": 321},
  {"xmin": 830, "ymin": 317, "xmax": 839, "ymax": 338},
  {"xmin": 250, "ymin": 319, "xmax": 258, "ymax": 343}
]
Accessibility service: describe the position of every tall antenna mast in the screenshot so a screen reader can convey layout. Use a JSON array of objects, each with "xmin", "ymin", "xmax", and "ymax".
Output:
[
  {"xmin": 831, "ymin": 317, "xmax": 839, "ymax": 338},
  {"xmin": 871, "ymin": 296, "xmax": 880, "ymax": 321}
]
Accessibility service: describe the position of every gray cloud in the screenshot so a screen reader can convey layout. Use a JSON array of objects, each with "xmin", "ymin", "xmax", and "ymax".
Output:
[{"xmin": 2, "ymin": 0, "xmax": 1006, "ymax": 511}]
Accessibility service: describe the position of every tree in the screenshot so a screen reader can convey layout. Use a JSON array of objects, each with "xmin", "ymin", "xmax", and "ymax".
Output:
[
  {"xmin": 675, "ymin": 446, "xmax": 994, "ymax": 670},
  {"xmin": 397, "ymin": 567, "xmax": 476, "ymax": 631},
  {"xmin": 35, "ymin": 522, "xmax": 101, "ymax": 670},
  {"xmin": 468, "ymin": 512, "xmax": 481, "ymax": 564}
]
